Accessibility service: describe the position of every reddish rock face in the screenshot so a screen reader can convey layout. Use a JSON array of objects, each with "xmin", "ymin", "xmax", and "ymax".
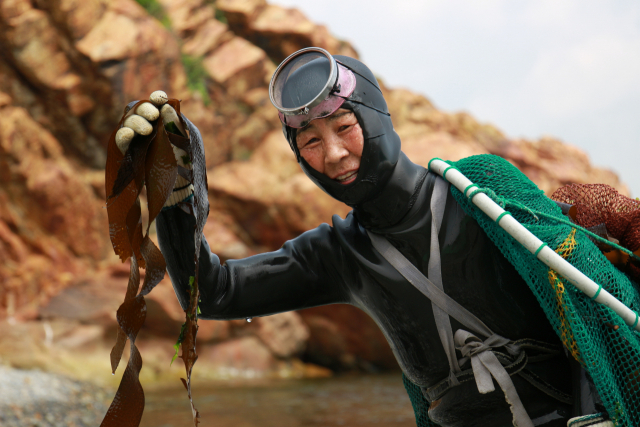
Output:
[
  {"xmin": 199, "ymin": 336, "xmax": 278, "ymax": 373},
  {"xmin": 0, "ymin": 0, "xmax": 629, "ymax": 377},
  {"xmin": 216, "ymin": 0, "xmax": 358, "ymax": 62},
  {"xmin": 252, "ymin": 312, "xmax": 309, "ymax": 358},
  {"xmin": 0, "ymin": 102, "xmax": 107, "ymax": 317}
]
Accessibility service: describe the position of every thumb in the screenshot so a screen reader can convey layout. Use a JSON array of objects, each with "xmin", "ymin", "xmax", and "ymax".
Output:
[{"xmin": 161, "ymin": 104, "xmax": 187, "ymax": 137}]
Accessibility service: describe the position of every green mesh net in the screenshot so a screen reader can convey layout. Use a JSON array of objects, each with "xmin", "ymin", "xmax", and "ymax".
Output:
[
  {"xmin": 402, "ymin": 154, "xmax": 640, "ymax": 426},
  {"xmin": 403, "ymin": 373, "xmax": 439, "ymax": 427}
]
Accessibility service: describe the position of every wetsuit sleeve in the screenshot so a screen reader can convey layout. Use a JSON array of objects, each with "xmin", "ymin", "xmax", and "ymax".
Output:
[{"xmin": 156, "ymin": 205, "xmax": 352, "ymax": 320}]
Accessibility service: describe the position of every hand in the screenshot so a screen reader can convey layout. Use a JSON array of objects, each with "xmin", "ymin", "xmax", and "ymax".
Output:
[{"xmin": 115, "ymin": 90, "xmax": 194, "ymax": 208}]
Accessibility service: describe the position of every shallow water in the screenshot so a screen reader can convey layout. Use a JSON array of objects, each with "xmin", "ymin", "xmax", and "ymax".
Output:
[{"xmin": 141, "ymin": 373, "xmax": 416, "ymax": 427}]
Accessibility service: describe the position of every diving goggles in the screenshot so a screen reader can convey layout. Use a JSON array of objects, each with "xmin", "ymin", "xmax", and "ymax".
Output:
[{"xmin": 269, "ymin": 47, "xmax": 357, "ymax": 129}]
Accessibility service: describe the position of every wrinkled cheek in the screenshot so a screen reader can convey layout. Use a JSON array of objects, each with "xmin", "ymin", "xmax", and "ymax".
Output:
[
  {"xmin": 347, "ymin": 126, "xmax": 365, "ymax": 157},
  {"xmin": 301, "ymin": 151, "xmax": 324, "ymax": 174}
]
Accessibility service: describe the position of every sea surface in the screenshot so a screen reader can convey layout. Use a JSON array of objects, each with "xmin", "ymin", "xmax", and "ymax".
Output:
[{"xmin": 141, "ymin": 373, "xmax": 417, "ymax": 427}]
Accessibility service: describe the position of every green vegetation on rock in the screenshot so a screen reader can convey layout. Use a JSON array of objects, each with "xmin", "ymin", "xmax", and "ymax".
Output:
[
  {"xmin": 214, "ymin": 8, "xmax": 228, "ymax": 24},
  {"xmin": 135, "ymin": 0, "xmax": 171, "ymax": 28},
  {"xmin": 181, "ymin": 54, "xmax": 212, "ymax": 106}
]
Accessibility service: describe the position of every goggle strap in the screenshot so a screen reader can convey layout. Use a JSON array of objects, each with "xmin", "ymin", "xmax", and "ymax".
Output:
[
  {"xmin": 337, "ymin": 61, "xmax": 384, "ymax": 95},
  {"xmin": 335, "ymin": 95, "xmax": 391, "ymax": 117}
]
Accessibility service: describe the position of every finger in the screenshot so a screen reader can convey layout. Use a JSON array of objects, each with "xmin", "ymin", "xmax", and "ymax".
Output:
[
  {"xmin": 115, "ymin": 127, "xmax": 135, "ymax": 154},
  {"xmin": 160, "ymin": 104, "xmax": 186, "ymax": 136},
  {"xmin": 150, "ymin": 90, "xmax": 168, "ymax": 107},
  {"xmin": 123, "ymin": 114, "xmax": 153, "ymax": 136},
  {"xmin": 136, "ymin": 102, "xmax": 159, "ymax": 122}
]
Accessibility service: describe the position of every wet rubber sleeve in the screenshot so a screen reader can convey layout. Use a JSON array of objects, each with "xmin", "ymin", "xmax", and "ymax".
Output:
[{"xmin": 156, "ymin": 205, "xmax": 352, "ymax": 320}]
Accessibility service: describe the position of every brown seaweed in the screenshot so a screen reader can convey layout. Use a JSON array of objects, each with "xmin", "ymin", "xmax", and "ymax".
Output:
[
  {"xmin": 102, "ymin": 98, "xmax": 205, "ymax": 427},
  {"xmin": 170, "ymin": 98, "xmax": 207, "ymax": 426}
]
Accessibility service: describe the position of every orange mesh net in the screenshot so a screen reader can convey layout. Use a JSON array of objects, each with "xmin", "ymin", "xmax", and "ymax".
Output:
[
  {"xmin": 552, "ymin": 184, "xmax": 640, "ymax": 251},
  {"xmin": 552, "ymin": 183, "xmax": 640, "ymax": 281}
]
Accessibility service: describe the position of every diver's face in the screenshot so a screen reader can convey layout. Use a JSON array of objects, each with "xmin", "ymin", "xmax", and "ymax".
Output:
[{"xmin": 295, "ymin": 109, "xmax": 364, "ymax": 185}]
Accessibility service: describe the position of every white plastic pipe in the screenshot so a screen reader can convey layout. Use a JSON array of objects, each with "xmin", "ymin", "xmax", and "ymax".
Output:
[{"xmin": 429, "ymin": 159, "xmax": 640, "ymax": 332}]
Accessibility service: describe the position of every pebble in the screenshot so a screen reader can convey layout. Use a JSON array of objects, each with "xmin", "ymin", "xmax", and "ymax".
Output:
[{"xmin": 0, "ymin": 365, "xmax": 110, "ymax": 427}]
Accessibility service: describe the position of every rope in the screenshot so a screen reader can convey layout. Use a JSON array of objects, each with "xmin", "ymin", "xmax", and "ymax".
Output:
[
  {"xmin": 457, "ymin": 183, "xmax": 640, "ymax": 263},
  {"xmin": 534, "ymin": 211, "xmax": 640, "ymax": 263},
  {"xmin": 467, "ymin": 187, "xmax": 507, "ymax": 208},
  {"xmin": 464, "ymin": 184, "xmax": 479, "ymax": 197}
]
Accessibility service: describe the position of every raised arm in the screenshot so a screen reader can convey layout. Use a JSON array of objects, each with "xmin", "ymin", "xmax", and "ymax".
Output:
[
  {"xmin": 116, "ymin": 91, "xmax": 352, "ymax": 319},
  {"xmin": 157, "ymin": 202, "xmax": 352, "ymax": 320}
]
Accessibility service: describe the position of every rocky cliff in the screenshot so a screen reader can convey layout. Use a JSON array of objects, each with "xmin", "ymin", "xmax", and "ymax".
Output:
[{"xmin": 0, "ymin": 0, "xmax": 627, "ymax": 380}]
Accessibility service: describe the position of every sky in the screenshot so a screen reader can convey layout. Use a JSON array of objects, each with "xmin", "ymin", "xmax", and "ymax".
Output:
[{"xmin": 273, "ymin": 0, "xmax": 640, "ymax": 196}]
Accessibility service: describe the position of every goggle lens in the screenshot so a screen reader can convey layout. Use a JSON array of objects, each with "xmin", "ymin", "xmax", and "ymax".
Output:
[
  {"xmin": 269, "ymin": 48, "xmax": 356, "ymax": 129},
  {"xmin": 272, "ymin": 51, "xmax": 331, "ymax": 111}
]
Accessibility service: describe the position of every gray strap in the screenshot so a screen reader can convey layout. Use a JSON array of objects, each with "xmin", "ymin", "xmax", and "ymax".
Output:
[
  {"xmin": 366, "ymin": 220, "xmax": 535, "ymax": 427},
  {"xmin": 429, "ymin": 178, "xmax": 461, "ymax": 376},
  {"xmin": 456, "ymin": 330, "xmax": 534, "ymax": 427},
  {"xmin": 367, "ymin": 230, "xmax": 494, "ymax": 338}
]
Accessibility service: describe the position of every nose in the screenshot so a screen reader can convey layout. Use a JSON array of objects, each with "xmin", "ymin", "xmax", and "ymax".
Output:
[{"xmin": 324, "ymin": 134, "xmax": 349, "ymax": 165}]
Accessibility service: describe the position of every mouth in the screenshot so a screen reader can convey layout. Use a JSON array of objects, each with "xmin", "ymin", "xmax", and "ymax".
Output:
[{"xmin": 334, "ymin": 169, "xmax": 358, "ymax": 185}]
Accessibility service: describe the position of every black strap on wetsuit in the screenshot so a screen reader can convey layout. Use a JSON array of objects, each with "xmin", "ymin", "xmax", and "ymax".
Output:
[{"xmin": 367, "ymin": 176, "xmax": 571, "ymax": 427}]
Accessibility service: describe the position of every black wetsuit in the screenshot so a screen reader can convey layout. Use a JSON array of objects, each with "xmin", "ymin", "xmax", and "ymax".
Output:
[
  {"xmin": 157, "ymin": 153, "xmax": 575, "ymax": 427},
  {"xmin": 155, "ymin": 55, "xmax": 591, "ymax": 426}
]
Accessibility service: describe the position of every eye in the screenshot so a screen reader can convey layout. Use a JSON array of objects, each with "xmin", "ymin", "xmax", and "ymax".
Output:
[{"xmin": 299, "ymin": 137, "xmax": 320, "ymax": 150}]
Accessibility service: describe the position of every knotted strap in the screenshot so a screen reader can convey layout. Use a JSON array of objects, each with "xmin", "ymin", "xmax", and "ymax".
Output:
[
  {"xmin": 366, "ymin": 175, "xmax": 536, "ymax": 427},
  {"xmin": 455, "ymin": 330, "xmax": 533, "ymax": 427},
  {"xmin": 424, "ymin": 338, "xmax": 569, "ymax": 405}
]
